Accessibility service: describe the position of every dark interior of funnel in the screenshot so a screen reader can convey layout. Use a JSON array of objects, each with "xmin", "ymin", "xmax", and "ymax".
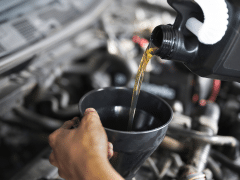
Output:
[
  {"xmin": 80, "ymin": 88, "xmax": 172, "ymax": 132},
  {"xmin": 96, "ymin": 106, "xmax": 163, "ymax": 131}
]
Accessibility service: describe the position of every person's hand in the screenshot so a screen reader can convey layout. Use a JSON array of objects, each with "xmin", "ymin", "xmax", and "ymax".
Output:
[{"xmin": 48, "ymin": 108, "xmax": 115, "ymax": 180}]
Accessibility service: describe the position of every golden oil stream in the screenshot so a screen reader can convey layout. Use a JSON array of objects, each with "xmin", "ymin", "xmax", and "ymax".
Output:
[{"xmin": 128, "ymin": 43, "xmax": 158, "ymax": 131}]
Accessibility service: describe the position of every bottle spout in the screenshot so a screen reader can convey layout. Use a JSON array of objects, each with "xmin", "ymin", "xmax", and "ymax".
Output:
[
  {"xmin": 150, "ymin": 25, "xmax": 198, "ymax": 63},
  {"xmin": 150, "ymin": 25, "xmax": 178, "ymax": 59}
]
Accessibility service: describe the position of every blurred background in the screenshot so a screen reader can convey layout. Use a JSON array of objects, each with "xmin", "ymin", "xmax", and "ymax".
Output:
[{"xmin": 0, "ymin": 0, "xmax": 240, "ymax": 179}]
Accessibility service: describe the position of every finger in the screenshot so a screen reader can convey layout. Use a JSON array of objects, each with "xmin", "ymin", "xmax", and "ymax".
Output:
[
  {"xmin": 61, "ymin": 117, "xmax": 78, "ymax": 129},
  {"xmin": 108, "ymin": 142, "xmax": 113, "ymax": 150},
  {"xmin": 50, "ymin": 117, "xmax": 79, "ymax": 146},
  {"xmin": 49, "ymin": 151, "xmax": 59, "ymax": 167},
  {"xmin": 80, "ymin": 108, "xmax": 103, "ymax": 128},
  {"xmin": 49, "ymin": 127, "xmax": 68, "ymax": 148},
  {"xmin": 48, "ymin": 132, "xmax": 58, "ymax": 148},
  {"xmin": 84, "ymin": 108, "xmax": 100, "ymax": 117},
  {"xmin": 108, "ymin": 148, "xmax": 114, "ymax": 159},
  {"xmin": 108, "ymin": 142, "xmax": 114, "ymax": 159}
]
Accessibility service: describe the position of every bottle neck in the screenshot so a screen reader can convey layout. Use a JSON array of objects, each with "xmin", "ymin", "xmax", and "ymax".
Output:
[
  {"xmin": 151, "ymin": 25, "xmax": 178, "ymax": 59},
  {"xmin": 151, "ymin": 25, "xmax": 198, "ymax": 64}
]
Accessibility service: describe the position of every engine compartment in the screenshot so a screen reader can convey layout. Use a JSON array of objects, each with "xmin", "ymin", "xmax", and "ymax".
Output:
[{"xmin": 1, "ymin": 0, "xmax": 240, "ymax": 180}]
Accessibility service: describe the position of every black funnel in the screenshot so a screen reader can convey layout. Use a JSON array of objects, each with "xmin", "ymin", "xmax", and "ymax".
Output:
[{"xmin": 79, "ymin": 87, "xmax": 173, "ymax": 180}]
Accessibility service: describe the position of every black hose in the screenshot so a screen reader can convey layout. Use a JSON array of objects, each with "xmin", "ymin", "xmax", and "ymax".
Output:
[
  {"xmin": 53, "ymin": 104, "xmax": 80, "ymax": 118},
  {"xmin": 36, "ymin": 94, "xmax": 80, "ymax": 119},
  {"xmin": 207, "ymin": 156, "xmax": 222, "ymax": 180},
  {"xmin": 210, "ymin": 149, "xmax": 240, "ymax": 175},
  {"xmin": 13, "ymin": 106, "xmax": 63, "ymax": 131},
  {"xmin": 0, "ymin": 117, "xmax": 40, "ymax": 131}
]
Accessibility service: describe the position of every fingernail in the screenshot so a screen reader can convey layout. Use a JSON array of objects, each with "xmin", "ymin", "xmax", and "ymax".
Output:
[
  {"xmin": 84, "ymin": 108, "xmax": 96, "ymax": 114},
  {"xmin": 108, "ymin": 142, "xmax": 113, "ymax": 149},
  {"xmin": 108, "ymin": 149, "xmax": 114, "ymax": 159}
]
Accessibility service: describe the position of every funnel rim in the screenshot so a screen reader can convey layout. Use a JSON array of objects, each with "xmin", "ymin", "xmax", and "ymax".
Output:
[{"xmin": 79, "ymin": 86, "xmax": 173, "ymax": 134}]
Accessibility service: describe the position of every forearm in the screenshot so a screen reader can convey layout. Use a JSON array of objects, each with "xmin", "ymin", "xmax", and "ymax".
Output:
[{"xmin": 76, "ymin": 157, "xmax": 124, "ymax": 180}]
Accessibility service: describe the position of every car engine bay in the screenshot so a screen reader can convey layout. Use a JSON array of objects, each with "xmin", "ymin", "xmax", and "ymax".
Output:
[{"xmin": 1, "ymin": 0, "xmax": 240, "ymax": 180}]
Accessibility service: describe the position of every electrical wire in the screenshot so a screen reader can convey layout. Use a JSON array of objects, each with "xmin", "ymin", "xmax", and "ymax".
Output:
[{"xmin": 192, "ymin": 79, "xmax": 221, "ymax": 106}]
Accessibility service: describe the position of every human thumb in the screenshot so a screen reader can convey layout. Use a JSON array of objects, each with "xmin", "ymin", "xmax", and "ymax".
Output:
[{"xmin": 80, "ymin": 108, "xmax": 103, "ymax": 129}]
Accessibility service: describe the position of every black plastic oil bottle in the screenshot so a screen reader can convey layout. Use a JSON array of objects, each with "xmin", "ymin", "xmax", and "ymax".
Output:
[{"xmin": 151, "ymin": 0, "xmax": 240, "ymax": 82}]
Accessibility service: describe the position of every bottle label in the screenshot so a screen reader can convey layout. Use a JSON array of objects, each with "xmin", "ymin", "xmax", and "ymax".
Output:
[{"xmin": 223, "ymin": 36, "xmax": 240, "ymax": 71}]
